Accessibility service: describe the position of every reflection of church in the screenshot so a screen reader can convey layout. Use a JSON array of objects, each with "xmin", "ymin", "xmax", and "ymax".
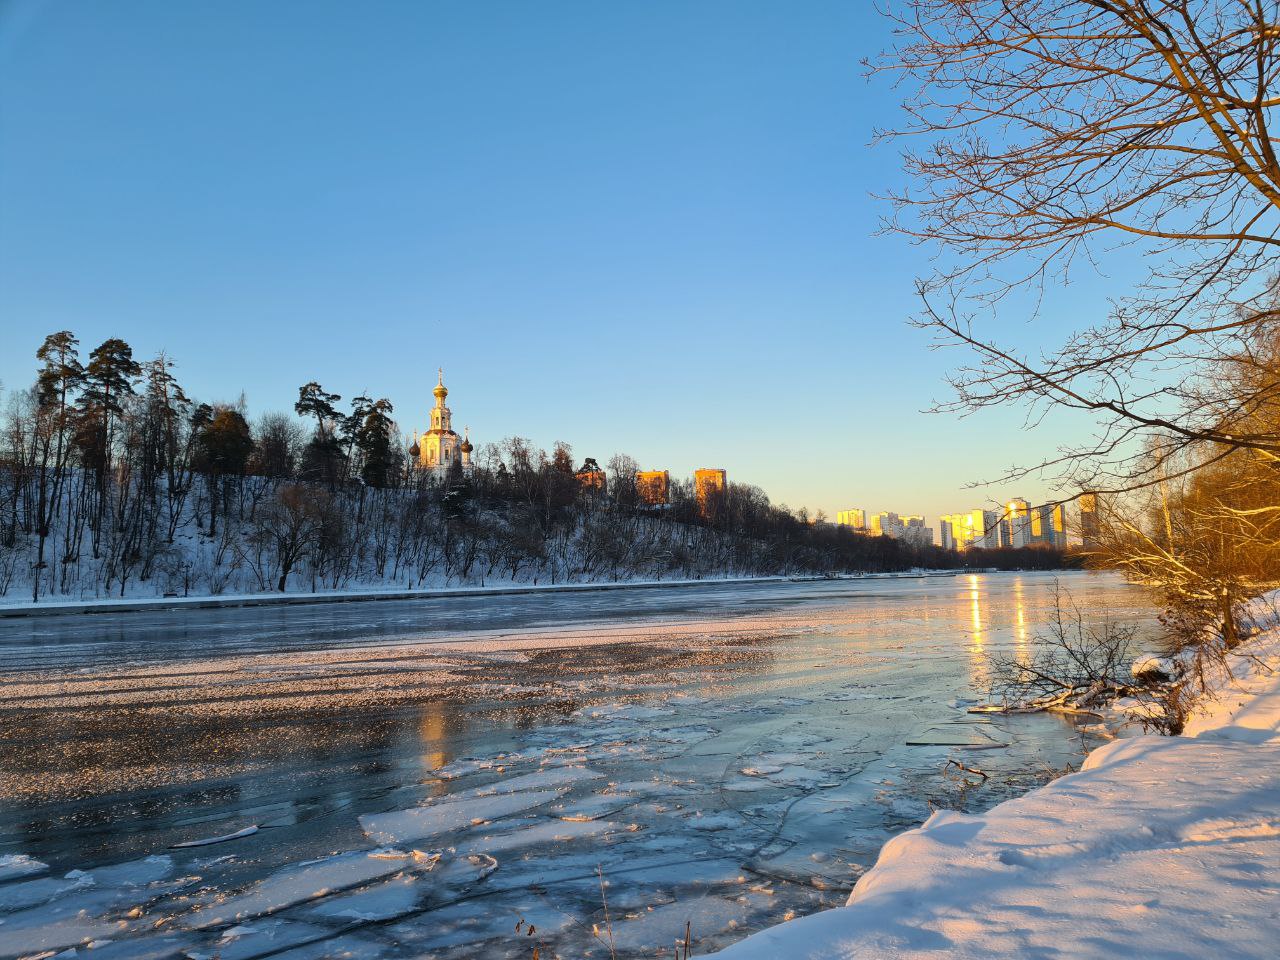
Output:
[{"xmin": 410, "ymin": 370, "xmax": 472, "ymax": 475}]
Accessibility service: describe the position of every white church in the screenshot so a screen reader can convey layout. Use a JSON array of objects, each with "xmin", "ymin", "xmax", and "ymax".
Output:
[{"xmin": 410, "ymin": 370, "xmax": 473, "ymax": 475}]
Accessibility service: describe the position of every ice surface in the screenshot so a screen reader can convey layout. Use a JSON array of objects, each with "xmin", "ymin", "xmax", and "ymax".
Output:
[
  {"xmin": 308, "ymin": 874, "xmax": 422, "ymax": 922},
  {"xmin": 82, "ymin": 855, "xmax": 173, "ymax": 888},
  {"xmin": 59, "ymin": 935, "xmax": 197, "ymax": 960},
  {"xmin": 0, "ymin": 910, "xmax": 125, "ymax": 958},
  {"xmin": 184, "ymin": 849, "xmax": 412, "ymax": 929},
  {"xmin": 0, "ymin": 854, "xmax": 47, "ymax": 882},
  {"xmin": 0, "ymin": 874, "xmax": 93, "ymax": 913},
  {"xmin": 684, "ymin": 812, "xmax": 743, "ymax": 832},
  {"xmin": 575, "ymin": 703, "xmax": 676, "ymax": 721},
  {"xmin": 552, "ymin": 793, "xmax": 639, "ymax": 821},
  {"xmin": 473, "ymin": 766, "xmax": 602, "ymax": 795},
  {"xmin": 905, "ymin": 721, "xmax": 1008, "ymax": 748},
  {"xmin": 203, "ymin": 918, "xmax": 331, "ymax": 960},
  {"xmin": 722, "ymin": 778, "xmax": 773, "ymax": 793},
  {"xmin": 382, "ymin": 897, "xmax": 573, "ymax": 952},
  {"xmin": 4, "ymin": 573, "xmax": 1149, "ymax": 959},
  {"xmin": 458, "ymin": 818, "xmax": 622, "ymax": 855},
  {"xmin": 170, "ymin": 825, "xmax": 259, "ymax": 848},
  {"xmin": 0, "ymin": 857, "xmax": 180, "ymax": 957},
  {"xmin": 711, "ymin": 623, "xmax": 1280, "ymax": 959},
  {"xmin": 359, "ymin": 790, "xmax": 563, "ymax": 844},
  {"xmin": 432, "ymin": 854, "xmax": 498, "ymax": 889},
  {"xmin": 610, "ymin": 896, "xmax": 754, "ymax": 952}
]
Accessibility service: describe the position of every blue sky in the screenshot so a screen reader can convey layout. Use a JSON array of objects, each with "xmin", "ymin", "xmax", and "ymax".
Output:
[{"xmin": 0, "ymin": 0, "xmax": 1115, "ymax": 519}]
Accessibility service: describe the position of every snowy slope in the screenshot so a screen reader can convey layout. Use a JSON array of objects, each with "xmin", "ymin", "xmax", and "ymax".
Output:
[{"xmin": 710, "ymin": 636, "xmax": 1280, "ymax": 959}]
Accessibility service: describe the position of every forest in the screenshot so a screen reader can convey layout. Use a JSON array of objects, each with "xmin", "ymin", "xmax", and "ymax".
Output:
[{"xmin": 0, "ymin": 332, "xmax": 1071, "ymax": 603}]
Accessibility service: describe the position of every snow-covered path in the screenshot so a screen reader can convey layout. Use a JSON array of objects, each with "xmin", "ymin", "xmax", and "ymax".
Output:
[{"xmin": 712, "ymin": 639, "xmax": 1280, "ymax": 959}]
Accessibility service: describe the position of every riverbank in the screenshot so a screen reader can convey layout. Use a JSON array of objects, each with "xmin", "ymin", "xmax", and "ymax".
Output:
[
  {"xmin": 710, "ymin": 611, "xmax": 1280, "ymax": 958},
  {"xmin": 0, "ymin": 568, "xmax": 970, "ymax": 618}
]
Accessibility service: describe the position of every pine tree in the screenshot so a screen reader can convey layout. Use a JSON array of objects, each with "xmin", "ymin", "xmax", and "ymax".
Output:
[
  {"xmin": 194, "ymin": 407, "xmax": 254, "ymax": 536},
  {"xmin": 31, "ymin": 332, "xmax": 84, "ymax": 601},
  {"xmin": 295, "ymin": 382, "xmax": 345, "ymax": 486},
  {"xmin": 355, "ymin": 398, "xmax": 396, "ymax": 489},
  {"xmin": 74, "ymin": 338, "xmax": 141, "ymax": 544}
]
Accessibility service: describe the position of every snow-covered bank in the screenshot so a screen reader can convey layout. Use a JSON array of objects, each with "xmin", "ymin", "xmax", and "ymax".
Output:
[
  {"xmin": 0, "ymin": 569, "xmax": 965, "ymax": 618},
  {"xmin": 710, "ymin": 629, "xmax": 1280, "ymax": 958}
]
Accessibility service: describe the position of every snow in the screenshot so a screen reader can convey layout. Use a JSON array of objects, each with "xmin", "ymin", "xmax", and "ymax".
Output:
[{"xmin": 710, "ymin": 626, "xmax": 1280, "ymax": 959}]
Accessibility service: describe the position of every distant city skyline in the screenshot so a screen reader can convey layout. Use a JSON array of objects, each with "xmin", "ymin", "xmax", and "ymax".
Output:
[
  {"xmin": 838, "ymin": 499, "xmax": 1074, "ymax": 550},
  {"xmin": 0, "ymin": 1, "xmax": 1131, "ymax": 518}
]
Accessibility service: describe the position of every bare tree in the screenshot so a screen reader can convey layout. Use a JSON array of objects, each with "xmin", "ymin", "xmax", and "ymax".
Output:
[
  {"xmin": 1095, "ymin": 443, "xmax": 1280, "ymax": 647},
  {"xmin": 875, "ymin": 0, "xmax": 1280, "ymax": 492},
  {"xmin": 253, "ymin": 484, "xmax": 329, "ymax": 592}
]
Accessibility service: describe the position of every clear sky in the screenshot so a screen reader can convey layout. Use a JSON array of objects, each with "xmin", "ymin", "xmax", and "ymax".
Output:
[{"xmin": 0, "ymin": 0, "xmax": 1117, "ymax": 520}]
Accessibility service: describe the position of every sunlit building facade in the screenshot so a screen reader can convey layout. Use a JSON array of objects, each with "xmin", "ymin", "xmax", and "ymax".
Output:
[
  {"xmin": 1030, "ymin": 503, "xmax": 1068, "ymax": 548},
  {"xmin": 836, "ymin": 509, "xmax": 867, "ymax": 530},
  {"xmin": 694, "ymin": 468, "xmax": 727, "ymax": 520},
  {"xmin": 635, "ymin": 470, "xmax": 670, "ymax": 506},
  {"xmin": 869, "ymin": 512, "xmax": 933, "ymax": 547},
  {"xmin": 900, "ymin": 515, "xmax": 934, "ymax": 547},
  {"xmin": 1079, "ymin": 493, "xmax": 1101, "ymax": 550},
  {"xmin": 940, "ymin": 509, "xmax": 999, "ymax": 551},
  {"xmin": 1000, "ymin": 498, "xmax": 1031, "ymax": 549},
  {"xmin": 942, "ymin": 501, "xmax": 1067, "ymax": 551}
]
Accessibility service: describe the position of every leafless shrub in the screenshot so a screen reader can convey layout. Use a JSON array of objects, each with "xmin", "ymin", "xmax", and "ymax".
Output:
[{"xmin": 988, "ymin": 586, "xmax": 1140, "ymax": 712}]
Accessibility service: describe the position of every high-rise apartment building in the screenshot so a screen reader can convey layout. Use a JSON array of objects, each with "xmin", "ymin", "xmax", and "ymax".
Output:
[
  {"xmin": 870, "ymin": 512, "xmax": 902, "ymax": 538},
  {"xmin": 1079, "ymin": 493, "xmax": 1101, "ymax": 550},
  {"xmin": 836, "ymin": 509, "xmax": 867, "ymax": 530},
  {"xmin": 694, "ymin": 468, "xmax": 727, "ymax": 520},
  {"xmin": 942, "ymin": 500, "xmax": 1069, "ymax": 551},
  {"xmin": 1030, "ymin": 503, "xmax": 1068, "ymax": 548},
  {"xmin": 1000, "ymin": 498, "xmax": 1032, "ymax": 549},
  {"xmin": 940, "ymin": 509, "xmax": 999, "ymax": 550},
  {"xmin": 635, "ymin": 470, "xmax": 670, "ymax": 506},
  {"xmin": 861, "ymin": 511, "xmax": 934, "ymax": 546},
  {"xmin": 900, "ymin": 515, "xmax": 934, "ymax": 547}
]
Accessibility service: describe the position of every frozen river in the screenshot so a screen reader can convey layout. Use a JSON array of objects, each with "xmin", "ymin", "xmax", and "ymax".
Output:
[{"xmin": 0, "ymin": 572, "xmax": 1152, "ymax": 959}]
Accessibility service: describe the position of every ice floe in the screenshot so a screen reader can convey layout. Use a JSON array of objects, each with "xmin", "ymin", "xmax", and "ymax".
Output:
[
  {"xmin": 359, "ymin": 789, "xmax": 563, "ymax": 844},
  {"xmin": 170, "ymin": 826, "xmax": 259, "ymax": 849},
  {"xmin": 184, "ymin": 849, "xmax": 413, "ymax": 929},
  {"xmin": 472, "ymin": 766, "xmax": 602, "ymax": 795},
  {"xmin": 0, "ymin": 855, "xmax": 47, "ymax": 883},
  {"xmin": 458, "ymin": 818, "xmax": 622, "ymax": 855},
  {"xmin": 308, "ymin": 874, "xmax": 422, "ymax": 922}
]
